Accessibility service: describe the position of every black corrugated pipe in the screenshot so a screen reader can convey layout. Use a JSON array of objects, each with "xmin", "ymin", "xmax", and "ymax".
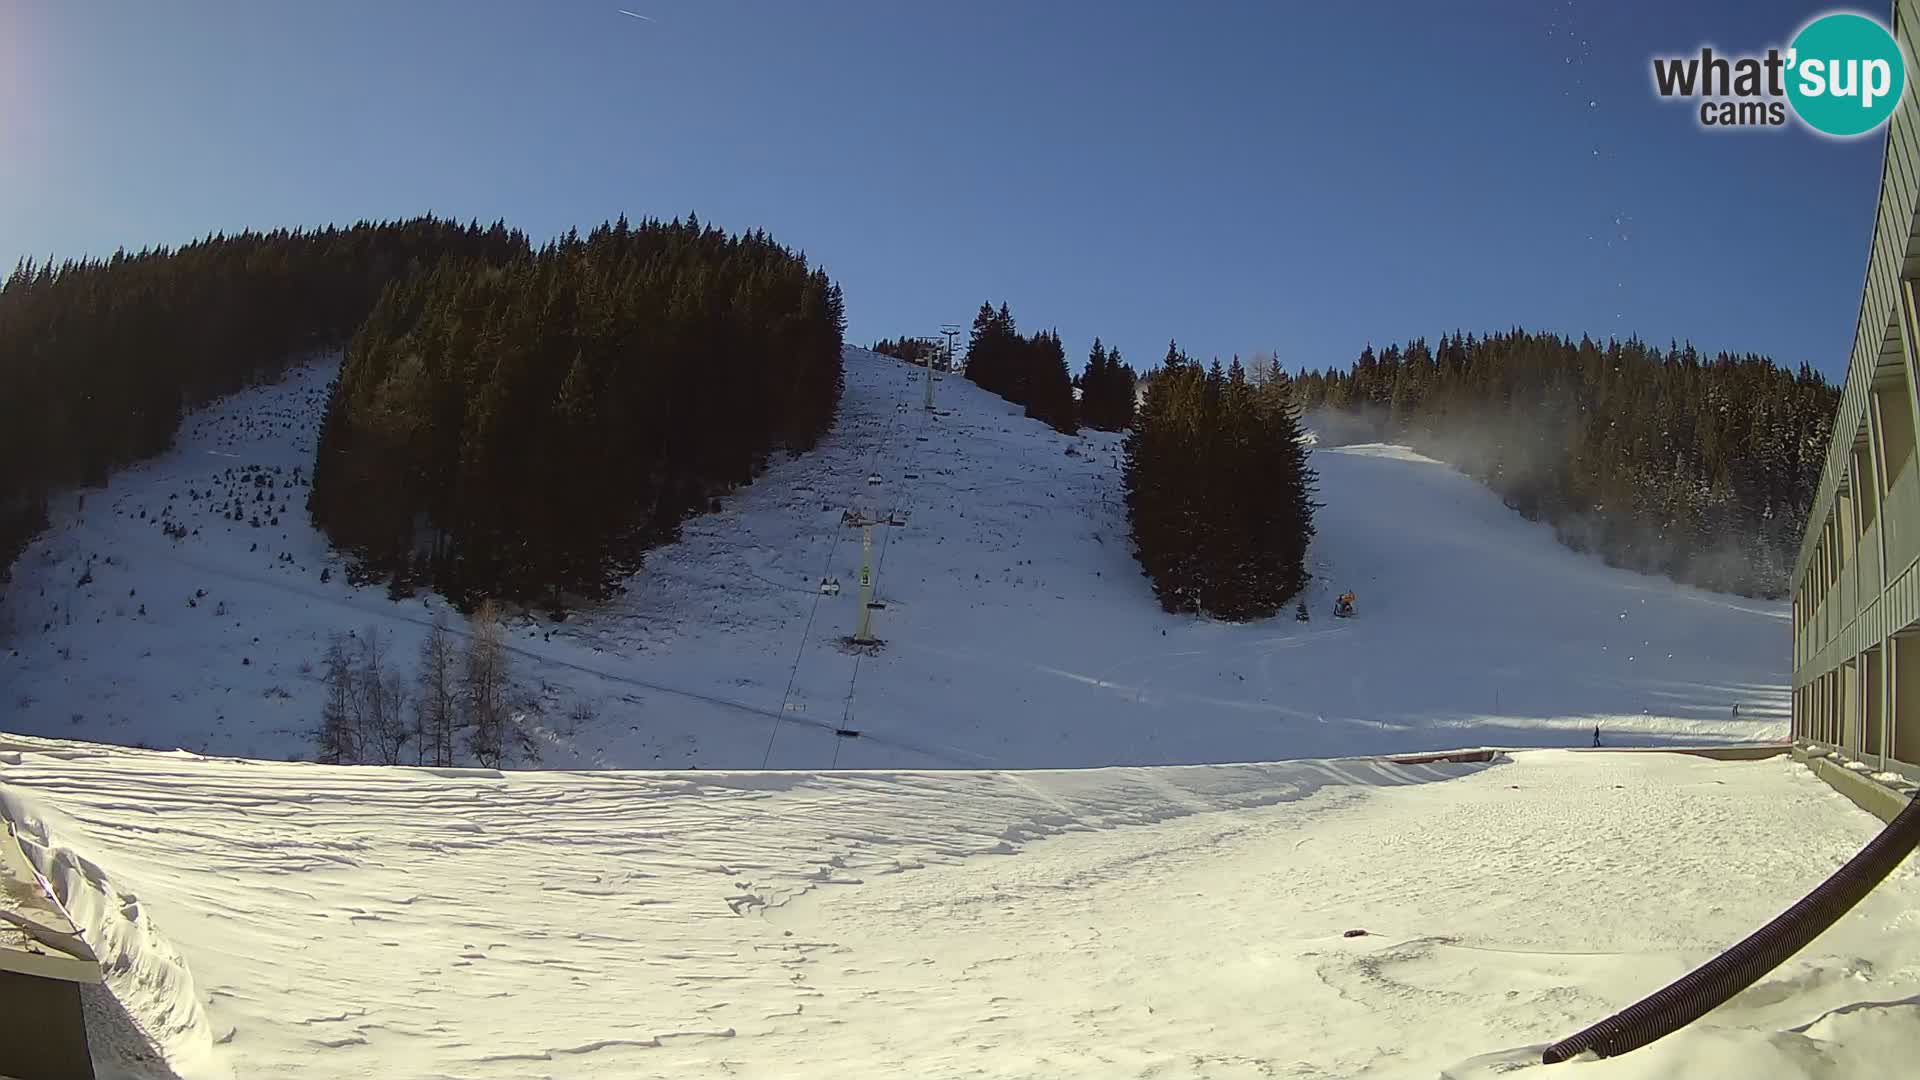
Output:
[{"xmin": 1543, "ymin": 792, "xmax": 1920, "ymax": 1065}]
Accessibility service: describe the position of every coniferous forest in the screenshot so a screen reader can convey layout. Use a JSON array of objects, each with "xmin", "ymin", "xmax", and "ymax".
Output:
[
  {"xmin": 0, "ymin": 219, "xmax": 1835, "ymax": 620},
  {"xmin": 1077, "ymin": 338, "xmax": 1139, "ymax": 432},
  {"xmin": 0, "ymin": 218, "xmax": 530, "ymax": 583},
  {"xmin": 1125, "ymin": 346, "xmax": 1318, "ymax": 619},
  {"xmin": 1293, "ymin": 330, "xmax": 1837, "ymax": 597},
  {"xmin": 307, "ymin": 215, "xmax": 846, "ymax": 608},
  {"xmin": 870, "ymin": 336, "xmax": 943, "ymax": 367},
  {"xmin": 962, "ymin": 302, "xmax": 1079, "ymax": 434}
]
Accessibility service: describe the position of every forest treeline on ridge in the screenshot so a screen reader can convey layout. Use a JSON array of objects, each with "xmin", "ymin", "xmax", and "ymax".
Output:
[
  {"xmin": 1294, "ymin": 330, "xmax": 1837, "ymax": 598},
  {"xmin": 0, "ymin": 215, "xmax": 1838, "ymax": 609}
]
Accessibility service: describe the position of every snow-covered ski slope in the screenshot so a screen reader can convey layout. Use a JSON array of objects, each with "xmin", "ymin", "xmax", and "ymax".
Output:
[
  {"xmin": 1, "ymin": 346, "xmax": 1788, "ymax": 769},
  {"xmin": 3, "ymin": 736, "xmax": 1915, "ymax": 1079}
]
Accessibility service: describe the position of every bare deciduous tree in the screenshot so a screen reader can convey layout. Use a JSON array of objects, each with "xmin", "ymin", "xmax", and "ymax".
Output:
[
  {"xmin": 465, "ymin": 601, "xmax": 510, "ymax": 767},
  {"xmin": 316, "ymin": 634, "xmax": 357, "ymax": 764},
  {"xmin": 415, "ymin": 613, "xmax": 458, "ymax": 767},
  {"xmin": 372, "ymin": 668, "xmax": 411, "ymax": 765},
  {"xmin": 354, "ymin": 625, "xmax": 410, "ymax": 765}
]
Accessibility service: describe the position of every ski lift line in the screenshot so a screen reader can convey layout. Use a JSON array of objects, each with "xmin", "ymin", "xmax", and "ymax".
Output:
[
  {"xmin": 871, "ymin": 389, "xmax": 938, "ymax": 585},
  {"xmin": 761, "ymin": 579, "xmax": 831, "ymax": 769},
  {"xmin": 785, "ymin": 346, "xmax": 936, "ymax": 757},
  {"xmin": 831, "ymin": 652, "xmax": 864, "ymax": 770},
  {"xmin": 765, "ymin": 396, "xmax": 903, "ymax": 764},
  {"xmin": 762, "ymin": 364, "xmax": 925, "ymax": 767},
  {"xmin": 764, "ymin": 471, "xmax": 887, "ymax": 765},
  {"xmin": 831, "ymin": 380, "xmax": 940, "ymax": 759}
]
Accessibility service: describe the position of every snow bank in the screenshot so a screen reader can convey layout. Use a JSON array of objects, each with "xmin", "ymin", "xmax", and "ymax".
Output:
[
  {"xmin": 3, "ymin": 738, "xmax": 1915, "ymax": 1079},
  {"xmin": 0, "ymin": 747, "xmax": 226, "ymax": 1079}
]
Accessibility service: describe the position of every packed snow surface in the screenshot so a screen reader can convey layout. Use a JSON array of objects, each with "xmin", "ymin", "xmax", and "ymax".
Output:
[
  {"xmin": 1, "ymin": 347, "xmax": 1789, "ymax": 770},
  {"xmin": 1, "ymin": 736, "xmax": 1914, "ymax": 1079},
  {"xmin": 0, "ymin": 346, "xmax": 1829, "ymax": 1075}
]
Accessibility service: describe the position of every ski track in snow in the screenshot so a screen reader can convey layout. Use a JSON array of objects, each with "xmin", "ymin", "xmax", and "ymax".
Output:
[
  {"xmin": 2, "ymin": 347, "xmax": 1790, "ymax": 772},
  {"xmin": 2, "ymin": 739, "xmax": 1918, "ymax": 1078}
]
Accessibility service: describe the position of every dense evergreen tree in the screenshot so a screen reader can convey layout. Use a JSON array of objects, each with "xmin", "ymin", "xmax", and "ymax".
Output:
[
  {"xmin": 962, "ymin": 301, "xmax": 1078, "ymax": 434},
  {"xmin": 964, "ymin": 302, "xmax": 1023, "ymax": 401},
  {"xmin": 1124, "ymin": 342, "xmax": 1317, "ymax": 619},
  {"xmin": 1022, "ymin": 329, "xmax": 1077, "ymax": 434},
  {"xmin": 1079, "ymin": 338, "xmax": 1139, "ymax": 431},
  {"xmin": 1294, "ymin": 329, "xmax": 1837, "ymax": 597},
  {"xmin": 308, "ymin": 216, "xmax": 846, "ymax": 607},
  {"xmin": 0, "ymin": 217, "xmax": 530, "ymax": 585}
]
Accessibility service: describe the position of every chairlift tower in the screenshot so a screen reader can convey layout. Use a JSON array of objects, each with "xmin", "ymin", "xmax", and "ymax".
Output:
[
  {"xmin": 922, "ymin": 335, "xmax": 940, "ymax": 411},
  {"xmin": 941, "ymin": 324, "xmax": 961, "ymax": 377},
  {"xmin": 843, "ymin": 509, "xmax": 902, "ymax": 643}
]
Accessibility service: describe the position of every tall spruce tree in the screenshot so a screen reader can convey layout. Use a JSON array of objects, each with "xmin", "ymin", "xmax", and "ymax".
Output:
[
  {"xmin": 1124, "ymin": 342, "xmax": 1316, "ymax": 619},
  {"xmin": 1079, "ymin": 339, "xmax": 1138, "ymax": 431},
  {"xmin": 1024, "ymin": 329, "xmax": 1078, "ymax": 434}
]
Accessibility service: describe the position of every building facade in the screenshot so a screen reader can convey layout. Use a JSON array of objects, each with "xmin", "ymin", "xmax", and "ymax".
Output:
[{"xmin": 1792, "ymin": 0, "xmax": 1920, "ymax": 777}]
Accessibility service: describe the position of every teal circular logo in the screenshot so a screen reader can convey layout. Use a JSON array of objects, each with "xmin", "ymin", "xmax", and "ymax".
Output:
[{"xmin": 1787, "ymin": 13, "xmax": 1907, "ymax": 136}]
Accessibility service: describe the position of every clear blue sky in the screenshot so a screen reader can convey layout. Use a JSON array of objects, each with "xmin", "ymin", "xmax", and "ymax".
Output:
[{"xmin": 0, "ymin": 1, "xmax": 1887, "ymax": 380}]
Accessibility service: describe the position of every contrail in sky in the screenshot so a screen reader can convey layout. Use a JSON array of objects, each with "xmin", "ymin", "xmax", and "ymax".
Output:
[{"xmin": 618, "ymin": 9, "xmax": 655, "ymax": 20}]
